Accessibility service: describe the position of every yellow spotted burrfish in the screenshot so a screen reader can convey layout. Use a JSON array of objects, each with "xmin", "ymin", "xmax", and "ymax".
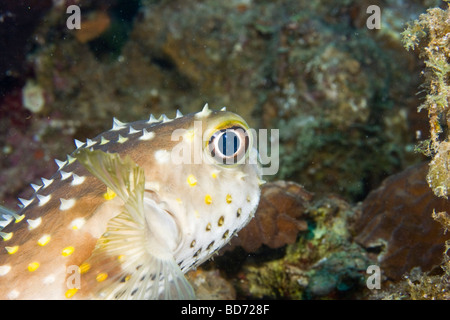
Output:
[{"xmin": 0, "ymin": 104, "xmax": 262, "ymax": 299}]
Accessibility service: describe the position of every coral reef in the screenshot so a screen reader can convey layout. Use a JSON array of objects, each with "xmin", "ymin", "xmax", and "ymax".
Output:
[
  {"xmin": 1, "ymin": 0, "xmax": 449, "ymax": 300},
  {"xmin": 226, "ymin": 194, "xmax": 371, "ymax": 299},
  {"xmin": 402, "ymin": 2, "xmax": 450, "ymax": 198},
  {"xmin": 228, "ymin": 181, "xmax": 312, "ymax": 252},
  {"xmin": 355, "ymin": 162, "xmax": 450, "ymax": 280},
  {"xmin": 186, "ymin": 269, "xmax": 236, "ymax": 300}
]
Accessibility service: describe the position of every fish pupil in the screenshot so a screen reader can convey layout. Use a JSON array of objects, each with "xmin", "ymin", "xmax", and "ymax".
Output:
[{"xmin": 219, "ymin": 130, "xmax": 239, "ymax": 156}]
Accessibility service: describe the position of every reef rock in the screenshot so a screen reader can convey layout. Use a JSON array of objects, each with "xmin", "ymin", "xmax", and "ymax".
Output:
[
  {"xmin": 229, "ymin": 181, "xmax": 312, "ymax": 252},
  {"xmin": 355, "ymin": 162, "xmax": 450, "ymax": 280}
]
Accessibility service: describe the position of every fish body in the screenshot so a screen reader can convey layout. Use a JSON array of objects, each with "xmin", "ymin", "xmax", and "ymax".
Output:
[{"xmin": 0, "ymin": 105, "xmax": 262, "ymax": 299}]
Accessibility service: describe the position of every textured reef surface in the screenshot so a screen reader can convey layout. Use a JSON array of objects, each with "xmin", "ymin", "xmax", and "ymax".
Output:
[{"xmin": 1, "ymin": 0, "xmax": 450, "ymax": 299}]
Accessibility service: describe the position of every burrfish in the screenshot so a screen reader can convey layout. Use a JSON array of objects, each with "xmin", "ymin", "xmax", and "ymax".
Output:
[{"xmin": 0, "ymin": 104, "xmax": 262, "ymax": 299}]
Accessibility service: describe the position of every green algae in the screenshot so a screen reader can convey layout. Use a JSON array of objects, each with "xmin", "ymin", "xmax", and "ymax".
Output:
[{"xmin": 402, "ymin": 1, "xmax": 450, "ymax": 198}]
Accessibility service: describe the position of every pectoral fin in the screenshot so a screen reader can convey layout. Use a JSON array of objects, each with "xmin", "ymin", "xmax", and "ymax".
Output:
[{"xmin": 76, "ymin": 149, "xmax": 194, "ymax": 300}]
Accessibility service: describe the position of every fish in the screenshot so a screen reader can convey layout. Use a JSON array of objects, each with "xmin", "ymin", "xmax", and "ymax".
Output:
[{"xmin": 0, "ymin": 104, "xmax": 262, "ymax": 299}]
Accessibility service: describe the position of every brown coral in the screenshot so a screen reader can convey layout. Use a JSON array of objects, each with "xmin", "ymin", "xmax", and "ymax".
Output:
[
  {"xmin": 354, "ymin": 162, "xmax": 450, "ymax": 280},
  {"xmin": 229, "ymin": 181, "xmax": 313, "ymax": 252}
]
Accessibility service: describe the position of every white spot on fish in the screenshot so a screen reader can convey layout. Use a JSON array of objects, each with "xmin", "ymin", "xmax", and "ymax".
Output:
[
  {"xmin": 111, "ymin": 118, "xmax": 126, "ymax": 131},
  {"xmin": 139, "ymin": 129, "xmax": 155, "ymax": 141},
  {"xmin": 100, "ymin": 136, "xmax": 109, "ymax": 145},
  {"xmin": 74, "ymin": 139, "xmax": 85, "ymax": 149},
  {"xmin": 54, "ymin": 158, "xmax": 67, "ymax": 170},
  {"xmin": 30, "ymin": 183, "xmax": 42, "ymax": 192},
  {"xmin": 154, "ymin": 150, "xmax": 170, "ymax": 163},
  {"xmin": 18, "ymin": 197, "xmax": 33, "ymax": 208},
  {"xmin": 27, "ymin": 217, "xmax": 42, "ymax": 230},
  {"xmin": 195, "ymin": 103, "xmax": 211, "ymax": 119},
  {"xmin": 0, "ymin": 265, "xmax": 11, "ymax": 276},
  {"xmin": 129, "ymin": 126, "xmax": 139, "ymax": 134},
  {"xmin": 69, "ymin": 218, "xmax": 85, "ymax": 230},
  {"xmin": 36, "ymin": 194, "xmax": 51, "ymax": 206},
  {"xmin": 71, "ymin": 174, "xmax": 85, "ymax": 186},
  {"xmin": 59, "ymin": 198, "xmax": 76, "ymax": 211},
  {"xmin": 7, "ymin": 290, "xmax": 19, "ymax": 299},
  {"xmin": 43, "ymin": 274, "xmax": 56, "ymax": 285},
  {"xmin": 117, "ymin": 134, "xmax": 128, "ymax": 144},
  {"xmin": 41, "ymin": 178, "xmax": 54, "ymax": 189},
  {"xmin": 86, "ymin": 138, "xmax": 97, "ymax": 148},
  {"xmin": 67, "ymin": 155, "xmax": 76, "ymax": 165},
  {"xmin": 60, "ymin": 170, "xmax": 72, "ymax": 181},
  {"xmin": 147, "ymin": 114, "xmax": 157, "ymax": 124}
]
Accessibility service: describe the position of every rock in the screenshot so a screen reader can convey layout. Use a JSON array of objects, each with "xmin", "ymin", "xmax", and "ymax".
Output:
[{"xmin": 355, "ymin": 162, "xmax": 450, "ymax": 280}]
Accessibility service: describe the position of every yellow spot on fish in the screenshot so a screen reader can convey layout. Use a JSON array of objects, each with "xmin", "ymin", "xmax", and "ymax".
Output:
[
  {"xmin": 0, "ymin": 232, "xmax": 13, "ymax": 241},
  {"xmin": 103, "ymin": 187, "xmax": 117, "ymax": 200},
  {"xmin": 117, "ymin": 255, "xmax": 125, "ymax": 262},
  {"xmin": 65, "ymin": 288, "xmax": 78, "ymax": 299},
  {"xmin": 176, "ymin": 198, "xmax": 182, "ymax": 203},
  {"xmin": 218, "ymin": 216, "xmax": 225, "ymax": 227},
  {"xmin": 79, "ymin": 262, "xmax": 90, "ymax": 274},
  {"xmin": 206, "ymin": 223, "xmax": 211, "ymax": 231},
  {"xmin": 37, "ymin": 235, "xmax": 51, "ymax": 246},
  {"xmin": 237, "ymin": 208, "xmax": 242, "ymax": 217},
  {"xmin": 28, "ymin": 262, "xmax": 40, "ymax": 272},
  {"xmin": 62, "ymin": 246, "xmax": 75, "ymax": 257},
  {"xmin": 184, "ymin": 129, "xmax": 195, "ymax": 142},
  {"xmin": 211, "ymin": 172, "xmax": 217, "ymax": 179},
  {"xmin": 205, "ymin": 194, "xmax": 212, "ymax": 205},
  {"xmin": 15, "ymin": 215, "xmax": 25, "ymax": 223},
  {"xmin": 226, "ymin": 194, "xmax": 232, "ymax": 204},
  {"xmin": 96, "ymin": 272, "xmax": 108, "ymax": 282},
  {"xmin": 190, "ymin": 240, "xmax": 196, "ymax": 248},
  {"xmin": 6, "ymin": 246, "xmax": 18, "ymax": 254},
  {"xmin": 187, "ymin": 174, "xmax": 197, "ymax": 186}
]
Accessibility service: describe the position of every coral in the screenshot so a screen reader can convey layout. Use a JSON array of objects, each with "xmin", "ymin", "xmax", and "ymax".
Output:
[
  {"xmin": 186, "ymin": 269, "xmax": 236, "ymax": 300},
  {"xmin": 355, "ymin": 162, "xmax": 450, "ymax": 280},
  {"xmin": 73, "ymin": 11, "xmax": 111, "ymax": 44},
  {"xmin": 402, "ymin": 2, "xmax": 450, "ymax": 198},
  {"xmin": 22, "ymin": 80, "xmax": 45, "ymax": 113},
  {"xmin": 260, "ymin": 0, "xmax": 429, "ymax": 200},
  {"xmin": 228, "ymin": 181, "xmax": 312, "ymax": 252},
  {"xmin": 226, "ymin": 193, "xmax": 371, "ymax": 299}
]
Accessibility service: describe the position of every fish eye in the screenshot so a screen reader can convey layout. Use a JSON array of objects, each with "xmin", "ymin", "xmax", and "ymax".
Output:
[{"xmin": 208, "ymin": 126, "xmax": 249, "ymax": 165}]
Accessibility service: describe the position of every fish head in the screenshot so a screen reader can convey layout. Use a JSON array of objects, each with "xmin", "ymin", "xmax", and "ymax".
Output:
[{"xmin": 136, "ymin": 107, "xmax": 262, "ymax": 270}]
